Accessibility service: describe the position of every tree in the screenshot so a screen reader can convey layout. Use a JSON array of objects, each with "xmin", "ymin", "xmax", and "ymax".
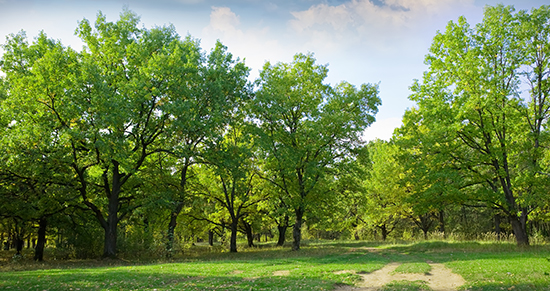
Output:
[
  {"xmin": 0, "ymin": 31, "xmax": 83, "ymax": 260},
  {"xmin": 406, "ymin": 5, "xmax": 550, "ymax": 246},
  {"xmin": 250, "ymin": 53, "xmax": 380, "ymax": 250},
  {"xmin": 196, "ymin": 125, "xmax": 265, "ymax": 253},
  {"xmin": 363, "ymin": 140, "xmax": 408, "ymax": 241},
  {"xmin": 0, "ymin": 10, "xmax": 213, "ymax": 258},
  {"xmin": 160, "ymin": 40, "xmax": 250, "ymax": 255}
]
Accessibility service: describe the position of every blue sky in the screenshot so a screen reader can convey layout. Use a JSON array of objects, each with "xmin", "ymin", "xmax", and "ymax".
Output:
[{"xmin": 0, "ymin": 0, "xmax": 547, "ymax": 140}]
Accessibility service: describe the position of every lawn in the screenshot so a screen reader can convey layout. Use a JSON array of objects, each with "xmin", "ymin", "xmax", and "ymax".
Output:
[{"xmin": 1, "ymin": 240, "xmax": 550, "ymax": 290}]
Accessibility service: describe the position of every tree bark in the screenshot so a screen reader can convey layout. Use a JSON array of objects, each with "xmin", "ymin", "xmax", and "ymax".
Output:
[
  {"xmin": 380, "ymin": 225, "xmax": 388, "ymax": 241},
  {"xmin": 494, "ymin": 214, "xmax": 501, "ymax": 240},
  {"xmin": 230, "ymin": 219, "xmax": 238, "ymax": 253},
  {"xmin": 208, "ymin": 230, "xmax": 214, "ymax": 246},
  {"xmin": 277, "ymin": 215, "xmax": 289, "ymax": 246},
  {"xmin": 15, "ymin": 236, "xmax": 24, "ymax": 255},
  {"xmin": 510, "ymin": 211, "xmax": 529, "ymax": 246},
  {"xmin": 243, "ymin": 221, "xmax": 254, "ymax": 247},
  {"xmin": 292, "ymin": 207, "xmax": 304, "ymax": 251},
  {"xmin": 166, "ymin": 161, "xmax": 190, "ymax": 256},
  {"xmin": 277, "ymin": 225, "xmax": 288, "ymax": 246},
  {"xmin": 166, "ymin": 202, "xmax": 184, "ymax": 256},
  {"xmin": 102, "ymin": 161, "xmax": 123, "ymax": 259},
  {"xmin": 34, "ymin": 217, "xmax": 47, "ymax": 261}
]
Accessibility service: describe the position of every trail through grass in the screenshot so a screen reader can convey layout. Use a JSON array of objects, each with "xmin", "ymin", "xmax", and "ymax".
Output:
[{"xmin": 1, "ymin": 241, "xmax": 550, "ymax": 290}]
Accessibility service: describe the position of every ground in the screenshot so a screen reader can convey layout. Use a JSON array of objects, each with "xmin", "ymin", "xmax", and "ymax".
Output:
[{"xmin": 333, "ymin": 262, "xmax": 465, "ymax": 291}]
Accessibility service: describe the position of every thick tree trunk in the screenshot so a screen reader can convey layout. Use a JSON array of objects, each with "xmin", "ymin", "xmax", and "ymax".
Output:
[
  {"xmin": 166, "ymin": 202, "xmax": 184, "ymax": 256},
  {"xmin": 103, "ymin": 162, "xmax": 123, "ymax": 259},
  {"xmin": 510, "ymin": 212, "xmax": 529, "ymax": 246},
  {"xmin": 103, "ymin": 218, "xmax": 117, "ymax": 258},
  {"xmin": 230, "ymin": 220, "xmax": 238, "ymax": 253},
  {"xmin": 34, "ymin": 217, "xmax": 47, "ymax": 261},
  {"xmin": 277, "ymin": 215, "xmax": 289, "ymax": 246},
  {"xmin": 292, "ymin": 207, "xmax": 304, "ymax": 251},
  {"xmin": 208, "ymin": 230, "xmax": 214, "ymax": 246},
  {"xmin": 277, "ymin": 225, "xmax": 288, "ymax": 246},
  {"xmin": 380, "ymin": 225, "xmax": 388, "ymax": 241}
]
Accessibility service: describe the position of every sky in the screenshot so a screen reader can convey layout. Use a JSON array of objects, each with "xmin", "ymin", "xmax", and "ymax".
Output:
[{"xmin": 0, "ymin": 0, "xmax": 547, "ymax": 141}]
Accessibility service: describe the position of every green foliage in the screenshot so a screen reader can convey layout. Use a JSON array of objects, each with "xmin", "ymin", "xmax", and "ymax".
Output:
[
  {"xmin": 396, "ymin": 4, "xmax": 550, "ymax": 246},
  {"xmin": 251, "ymin": 52, "xmax": 380, "ymax": 249}
]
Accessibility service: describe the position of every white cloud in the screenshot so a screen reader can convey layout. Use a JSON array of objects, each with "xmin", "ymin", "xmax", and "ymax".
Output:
[
  {"xmin": 289, "ymin": 0, "xmax": 475, "ymax": 53},
  {"xmin": 206, "ymin": 6, "xmax": 241, "ymax": 35},
  {"xmin": 202, "ymin": 6, "xmax": 290, "ymax": 79}
]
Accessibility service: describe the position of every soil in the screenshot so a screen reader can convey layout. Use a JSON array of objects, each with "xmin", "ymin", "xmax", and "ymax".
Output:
[
  {"xmin": 273, "ymin": 270, "xmax": 291, "ymax": 276},
  {"xmin": 334, "ymin": 262, "xmax": 465, "ymax": 291}
]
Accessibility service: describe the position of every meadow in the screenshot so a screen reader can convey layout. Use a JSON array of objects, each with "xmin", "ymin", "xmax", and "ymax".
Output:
[{"xmin": 1, "ymin": 240, "xmax": 550, "ymax": 291}]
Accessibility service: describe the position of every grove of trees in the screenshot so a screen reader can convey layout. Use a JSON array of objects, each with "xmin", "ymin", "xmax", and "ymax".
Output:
[{"xmin": 1, "ymin": 4, "xmax": 550, "ymax": 261}]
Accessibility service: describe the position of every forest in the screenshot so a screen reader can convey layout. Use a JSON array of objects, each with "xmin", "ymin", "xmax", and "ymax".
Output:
[{"xmin": 0, "ymin": 4, "xmax": 549, "ymax": 261}]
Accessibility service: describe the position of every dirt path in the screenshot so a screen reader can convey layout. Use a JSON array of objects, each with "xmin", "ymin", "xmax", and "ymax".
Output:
[{"xmin": 334, "ymin": 262, "xmax": 465, "ymax": 291}]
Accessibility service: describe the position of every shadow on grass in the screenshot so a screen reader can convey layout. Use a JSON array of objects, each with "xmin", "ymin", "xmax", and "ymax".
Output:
[
  {"xmin": 3, "ymin": 241, "xmax": 550, "ymax": 291},
  {"xmin": 0, "ymin": 269, "xmax": 342, "ymax": 291}
]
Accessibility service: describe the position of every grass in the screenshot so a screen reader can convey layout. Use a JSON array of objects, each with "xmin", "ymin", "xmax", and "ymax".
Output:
[
  {"xmin": 393, "ymin": 262, "xmax": 431, "ymax": 275},
  {"xmin": 0, "ymin": 243, "xmax": 387, "ymax": 291},
  {"xmin": 382, "ymin": 280, "xmax": 431, "ymax": 291},
  {"xmin": 1, "ymin": 240, "xmax": 550, "ymax": 290}
]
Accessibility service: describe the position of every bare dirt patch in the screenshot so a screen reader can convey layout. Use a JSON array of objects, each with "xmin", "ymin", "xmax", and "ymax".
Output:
[
  {"xmin": 273, "ymin": 270, "xmax": 291, "ymax": 276},
  {"xmin": 334, "ymin": 262, "xmax": 465, "ymax": 291},
  {"xmin": 334, "ymin": 270, "xmax": 355, "ymax": 275}
]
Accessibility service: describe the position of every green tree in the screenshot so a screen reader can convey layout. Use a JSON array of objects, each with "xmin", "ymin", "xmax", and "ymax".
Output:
[
  {"xmin": 197, "ymin": 125, "xmax": 265, "ymax": 252},
  {"xmin": 0, "ymin": 31, "xmax": 83, "ymax": 260},
  {"xmin": 0, "ymin": 10, "xmax": 212, "ymax": 258},
  {"xmin": 407, "ymin": 5, "xmax": 550, "ymax": 245},
  {"xmin": 363, "ymin": 140, "xmax": 408, "ymax": 241},
  {"xmin": 160, "ymin": 40, "xmax": 250, "ymax": 255},
  {"xmin": 251, "ymin": 53, "xmax": 380, "ymax": 250}
]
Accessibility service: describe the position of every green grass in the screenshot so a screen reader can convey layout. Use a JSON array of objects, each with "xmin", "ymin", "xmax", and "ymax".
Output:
[
  {"xmin": 0, "ymin": 243, "xmax": 387, "ymax": 291},
  {"xmin": 1, "ymin": 240, "xmax": 550, "ymax": 290},
  {"xmin": 382, "ymin": 280, "xmax": 431, "ymax": 291},
  {"xmin": 393, "ymin": 262, "xmax": 431, "ymax": 275}
]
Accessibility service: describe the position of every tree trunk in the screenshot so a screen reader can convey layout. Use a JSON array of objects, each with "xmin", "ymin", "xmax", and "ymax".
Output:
[
  {"xmin": 422, "ymin": 228, "xmax": 429, "ymax": 240},
  {"xmin": 103, "ymin": 162, "xmax": 123, "ymax": 259},
  {"xmin": 510, "ymin": 212, "xmax": 529, "ymax": 246},
  {"xmin": 277, "ymin": 215, "xmax": 289, "ymax": 246},
  {"xmin": 208, "ymin": 230, "xmax": 214, "ymax": 246},
  {"xmin": 352, "ymin": 221, "xmax": 360, "ymax": 240},
  {"xmin": 103, "ymin": 217, "xmax": 117, "ymax": 258},
  {"xmin": 230, "ymin": 219, "xmax": 238, "ymax": 253},
  {"xmin": 494, "ymin": 214, "xmax": 501, "ymax": 240},
  {"xmin": 166, "ymin": 162, "xmax": 190, "ymax": 256},
  {"xmin": 277, "ymin": 225, "xmax": 288, "ymax": 246},
  {"xmin": 380, "ymin": 225, "xmax": 388, "ymax": 241},
  {"xmin": 292, "ymin": 207, "xmax": 304, "ymax": 251},
  {"xmin": 34, "ymin": 217, "xmax": 47, "ymax": 261},
  {"xmin": 15, "ymin": 236, "xmax": 24, "ymax": 255},
  {"xmin": 438, "ymin": 209, "xmax": 446, "ymax": 238},
  {"xmin": 166, "ymin": 202, "xmax": 184, "ymax": 256},
  {"xmin": 243, "ymin": 221, "xmax": 254, "ymax": 247}
]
